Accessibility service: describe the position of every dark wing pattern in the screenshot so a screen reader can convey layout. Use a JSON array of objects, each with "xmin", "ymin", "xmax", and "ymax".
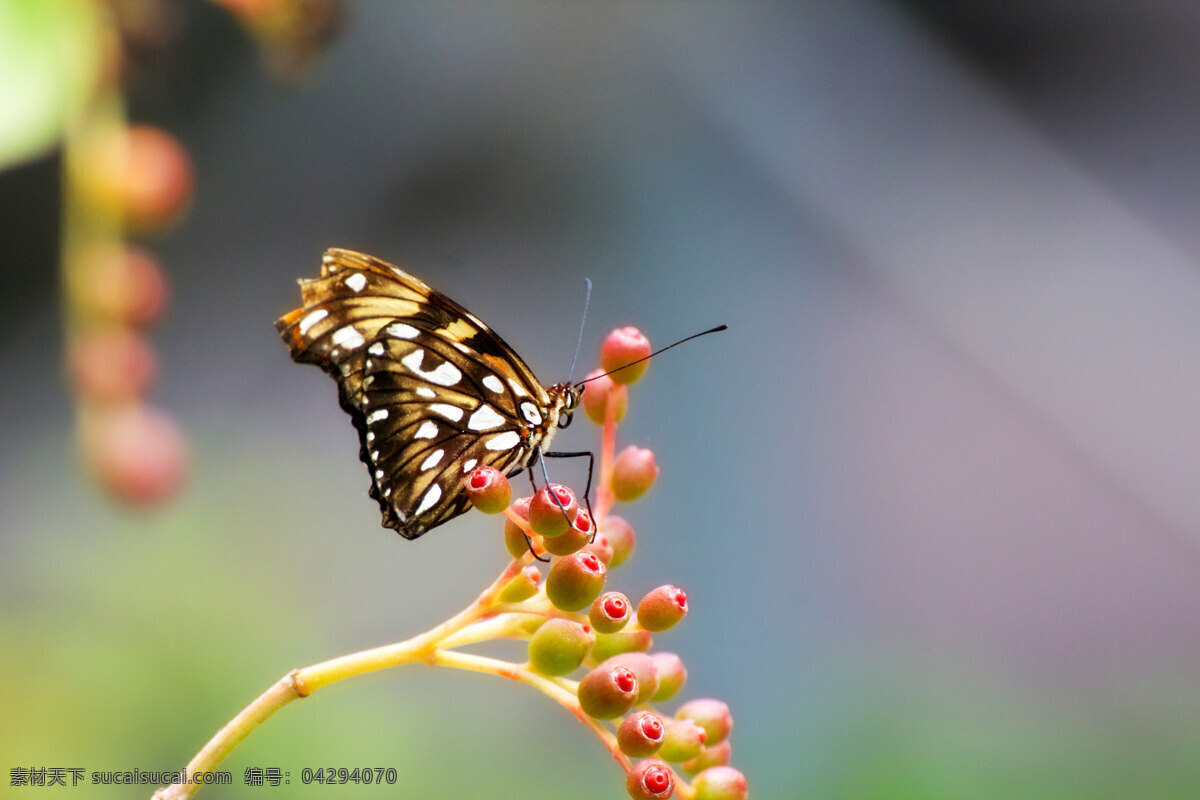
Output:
[{"xmin": 276, "ymin": 248, "xmax": 561, "ymax": 539}]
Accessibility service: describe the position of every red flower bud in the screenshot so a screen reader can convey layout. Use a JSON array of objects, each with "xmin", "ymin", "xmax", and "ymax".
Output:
[
  {"xmin": 502, "ymin": 496, "xmax": 535, "ymax": 558},
  {"xmin": 618, "ymin": 710, "xmax": 665, "ymax": 758},
  {"xmin": 578, "ymin": 663, "xmax": 638, "ymax": 719},
  {"xmin": 580, "ymin": 368, "xmax": 628, "ymax": 424},
  {"xmin": 601, "ymin": 326, "xmax": 652, "ymax": 385},
  {"xmin": 464, "ymin": 466, "xmax": 511, "ymax": 513},
  {"xmin": 582, "ymin": 531, "xmax": 614, "ymax": 566},
  {"xmin": 600, "ymin": 515, "xmax": 636, "ymax": 567},
  {"xmin": 637, "ymin": 584, "xmax": 688, "ymax": 632},
  {"xmin": 80, "ymin": 245, "xmax": 169, "ymax": 327},
  {"xmin": 589, "ymin": 591, "xmax": 631, "ymax": 634},
  {"xmin": 611, "ymin": 446, "xmax": 658, "ymax": 502},
  {"xmin": 600, "ymin": 652, "xmax": 658, "ymax": 703},
  {"xmin": 529, "ymin": 483, "xmax": 578, "ymax": 538},
  {"xmin": 542, "ymin": 509, "xmax": 594, "ymax": 557},
  {"xmin": 675, "ymin": 699, "xmax": 732, "ymax": 747},
  {"xmin": 83, "ymin": 405, "xmax": 188, "ymax": 505},
  {"xmin": 69, "ymin": 329, "xmax": 157, "ymax": 404},
  {"xmin": 82, "ymin": 125, "xmax": 193, "ymax": 233},
  {"xmin": 625, "ymin": 760, "xmax": 674, "ymax": 799},
  {"xmin": 545, "ymin": 550, "xmax": 607, "ymax": 611}
]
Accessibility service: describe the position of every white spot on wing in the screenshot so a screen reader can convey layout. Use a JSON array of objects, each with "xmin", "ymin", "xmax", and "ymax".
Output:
[
  {"xmin": 416, "ymin": 387, "xmax": 436, "ymax": 398},
  {"xmin": 299, "ymin": 309, "xmax": 328, "ymax": 335},
  {"xmin": 462, "ymin": 458, "xmax": 478, "ymax": 472},
  {"xmin": 401, "ymin": 349, "xmax": 462, "ymax": 387},
  {"xmin": 344, "ymin": 272, "xmax": 367, "ymax": 292},
  {"xmin": 485, "ymin": 431, "xmax": 521, "ymax": 451},
  {"xmin": 366, "ymin": 409, "xmax": 388, "ymax": 424},
  {"xmin": 508, "ymin": 378, "xmax": 529, "ymax": 397},
  {"xmin": 430, "ymin": 403, "xmax": 464, "ymax": 422},
  {"xmin": 483, "ymin": 375, "xmax": 504, "ymax": 394},
  {"xmin": 520, "ymin": 402, "xmax": 542, "ymax": 425},
  {"xmin": 468, "ymin": 405, "xmax": 505, "ymax": 431},
  {"xmin": 420, "ymin": 449, "xmax": 445, "ymax": 470},
  {"xmin": 414, "ymin": 421, "xmax": 438, "ymax": 439},
  {"xmin": 415, "ymin": 484, "xmax": 442, "ymax": 516},
  {"xmin": 388, "ymin": 322, "xmax": 419, "ymax": 339},
  {"xmin": 332, "ymin": 326, "xmax": 365, "ymax": 350},
  {"xmin": 366, "ymin": 431, "xmax": 375, "ymax": 442},
  {"xmin": 368, "ymin": 342, "xmax": 385, "ymax": 356}
]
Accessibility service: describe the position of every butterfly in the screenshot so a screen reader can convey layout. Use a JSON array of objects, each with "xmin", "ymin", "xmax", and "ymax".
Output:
[{"xmin": 276, "ymin": 248, "xmax": 582, "ymax": 540}]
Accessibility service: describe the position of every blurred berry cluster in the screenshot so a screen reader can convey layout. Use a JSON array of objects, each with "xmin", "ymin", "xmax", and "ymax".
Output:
[
  {"xmin": 463, "ymin": 327, "xmax": 747, "ymax": 800},
  {"xmin": 58, "ymin": 0, "xmax": 341, "ymax": 505}
]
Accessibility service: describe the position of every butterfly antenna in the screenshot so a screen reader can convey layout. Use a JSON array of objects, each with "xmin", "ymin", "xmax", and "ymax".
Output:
[
  {"xmin": 566, "ymin": 278, "xmax": 593, "ymax": 384},
  {"xmin": 575, "ymin": 324, "xmax": 728, "ymax": 387}
]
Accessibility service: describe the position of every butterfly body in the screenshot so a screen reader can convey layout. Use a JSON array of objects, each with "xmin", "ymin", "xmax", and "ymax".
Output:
[{"xmin": 277, "ymin": 249, "xmax": 579, "ymax": 539}]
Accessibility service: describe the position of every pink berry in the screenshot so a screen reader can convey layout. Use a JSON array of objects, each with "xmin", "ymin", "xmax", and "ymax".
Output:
[
  {"xmin": 464, "ymin": 466, "xmax": 511, "ymax": 513},
  {"xmin": 601, "ymin": 326, "xmax": 652, "ymax": 385},
  {"xmin": 611, "ymin": 446, "xmax": 658, "ymax": 502}
]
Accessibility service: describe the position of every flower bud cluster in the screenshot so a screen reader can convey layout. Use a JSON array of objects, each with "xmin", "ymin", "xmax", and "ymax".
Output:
[
  {"xmin": 464, "ymin": 327, "xmax": 746, "ymax": 799},
  {"xmin": 67, "ymin": 120, "xmax": 192, "ymax": 506}
]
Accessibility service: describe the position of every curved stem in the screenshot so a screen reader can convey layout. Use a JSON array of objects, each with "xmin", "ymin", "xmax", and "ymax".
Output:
[
  {"xmin": 151, "ymin": 555, "xmax": 531, "ymax": 800},
  {"xmin": 431, "ymin": 650, "xmax": 633, "ymax": 774}
]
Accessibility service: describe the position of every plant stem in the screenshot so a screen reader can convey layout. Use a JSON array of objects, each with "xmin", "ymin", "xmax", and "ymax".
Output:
[
  {"xmin": 431, "ymin": 650, "xmax": 633, "ymax": 774},
  {"xmin": 596, "ymin": 394, "xmax": 619, "ymax": 519},
  {"xmin": 151, "ymin": 555, "xmax": 530, "ymax": 800}
]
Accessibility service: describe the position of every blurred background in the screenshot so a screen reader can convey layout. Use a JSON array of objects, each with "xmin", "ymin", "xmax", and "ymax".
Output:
[{"xmin": 4, "ymin": 1, "xmax": 1200, "ymax": 797}]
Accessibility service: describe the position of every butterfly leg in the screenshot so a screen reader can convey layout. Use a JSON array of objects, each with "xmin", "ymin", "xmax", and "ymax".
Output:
[
  {"xmin": 544, "ymin": 449, "xmax": 595, "ymax": 540},
  {"xmin": 535, "ymin": 447, "xmax": 578, "ymax": 531},
  {"xmin": 520, "ymin": 464, "xmax": 550, "ymax": 562}
]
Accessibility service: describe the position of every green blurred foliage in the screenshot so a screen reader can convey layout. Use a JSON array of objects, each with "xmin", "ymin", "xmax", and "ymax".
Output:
[{"xmin": 0, "ymin": 0, "xmax": 102, "ymax": 169}]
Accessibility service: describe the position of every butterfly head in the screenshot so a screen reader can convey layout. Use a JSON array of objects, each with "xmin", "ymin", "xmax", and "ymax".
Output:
[{"xmin": 547, "ymin": 382, "xmax": 581, "ymax": 430}]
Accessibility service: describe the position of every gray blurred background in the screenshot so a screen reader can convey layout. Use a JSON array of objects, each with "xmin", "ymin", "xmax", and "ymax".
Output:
[{"xmin": 4, "ymin": 2, "xmax": 1200, "ymax": 797}]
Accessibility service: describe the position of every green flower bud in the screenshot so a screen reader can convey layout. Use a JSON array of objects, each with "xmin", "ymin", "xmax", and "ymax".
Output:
[
  {"xmin": 528, "ymin": 618, "xmax": 594, "ymax": 676},
  {"xmin": 658, "ymin": 719, "xmax": 706, "ymax": 763},
  {"xmin": 681, "ymin": 741, "xmax": 731, "ymax": 776},
  {"xmin": 649, "ymin": 652, "xmax": 687, "ymax": 702},
  {"xmin": 590, "ymin": 628, "xmax": 652, "ymax": 662},
  {"xmin": 692, "ymin": 767, "xmax": 747, "ymax": 800},
  {"xmin": 497, "ymin": 565, "xmax": 541, "ymax": 603}
]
